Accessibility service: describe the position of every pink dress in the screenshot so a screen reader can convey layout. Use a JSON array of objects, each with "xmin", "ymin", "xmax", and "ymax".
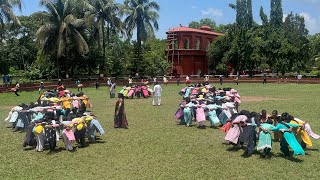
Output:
[
  {"xmin": 196, "ymin": 105, "xmax": 206, "ymax": 122},
  {"xmin": 63, "ymin": 129, "xmax": 75, "ymax": 141},
  {"xmin": 224, "ymin": 115, "xmax": 247, "ymax": 144},
  {"xmin": 225, "ymin": 125, "xmax": 240, "ymax": 144}
]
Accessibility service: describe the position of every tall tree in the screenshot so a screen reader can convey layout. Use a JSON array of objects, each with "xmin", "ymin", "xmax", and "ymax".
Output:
[
  {"xmin": 36, "ymin": 0, "xmax": 89, "ymax": 78},
  {"xmin": 189, "ymin": 18, "xmax": 216, "ymax": 30},
  {"xmin": 259, "ymin": 6, "xmax": 268, "ymax": 26},
  {"xmin": 188, "ymin": 21, "xmax": 200, "ymax": 29},
  {"xmin": 123, "ymin": 0, "xmax": 160, "ymax": 73},
  {"xmin": 270, "ymin": 0, "xmax": 283, "ymax": 27},
  {"xmin": 229, "ymin": 0, "xmax": 253, "ymax": 29},
  {"xmin": 82, "ymin": 0, "xmax": 122, "ymax": 75},
  {"xmin": 0, "ymin": 0, "xmax": 21, "ymax": 37}
]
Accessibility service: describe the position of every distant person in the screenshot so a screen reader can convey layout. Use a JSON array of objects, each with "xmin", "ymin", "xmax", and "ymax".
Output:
[
  {"xmin": 297, "ymin": 74, "xmax": 302, "ymax": 84},
  {"xmin": 204, "ymin": 75, "xmax": 209, "ymax": 84},
  {"xmin": 110, "ymin": 81, "xmax": 116, "ymax": 98},
  {"xmin": 186, "ymin": 75, "xmax": 190, "ymax": 85},
  {"xmin": 76, "ymin": 79, "xmax": 83, "ymax": 91},
  {"xmin": 14, "ymin": 82, "xmax": 20, "ymax": 96},
  {"xmin": 114, "ymin": 93, "xmax": 128, "ymax": 129},
  {"xmin": 39, "ymin": 81, "xmax": 45, "ymax": 94},
  {"xmin": 2, "ymin": 75, "xmax": 9, "ymax": 87},
  {"xmin": 95, "ymin": 80, "xmax": 99, "ymax": 89},
  {"xmin": 219, "ymin": 75, "xmax": 223, "ymax": 85},
  {"xmin": 153, "ymin": 77, "xmax": 157, "ymax": 85},
  {"xmin": 234, "ymin": 75, "xmax": 239, "ymax": 85},
  {"xmin": 163, "ymin": 75, "xmax": 168, "ymax": 86},
  {"xmin": 176, "ymin": 76, "xmax": 180, "ymax": 86},
  {"xmin": 58, "ymin": 79, "xmax": 62, "ymax": 86},
  {"xmin": 107, "ymin": 78, "xmax": 112, "ymax": 87},
  {"xmin": 263, "ymin": 74, "xmax": 267, "ymax": 84},
  {"xmin": 128, "ymin": 77, "xmax": 133, "ymax": 86},
  {"xmin": 153, "ymin": 82, "xmax": 162, "ymax": 106}
]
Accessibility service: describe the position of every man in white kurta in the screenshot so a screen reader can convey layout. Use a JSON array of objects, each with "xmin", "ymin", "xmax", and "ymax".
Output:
[{"xmin": 153, "ymin": 82, "xmax": 162, "ymax": 106}]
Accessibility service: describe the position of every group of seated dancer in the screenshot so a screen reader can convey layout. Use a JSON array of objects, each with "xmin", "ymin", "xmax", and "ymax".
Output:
[
  {"xmin": 175, "ymin": 84, "xmax": 241, "ymax": 129},
  {"xmin": 119, "ymin": 84, "xmax": 153, "ymax": 99},
  {"xmin": 4, "ymin": 87, "xmax": 105, "ymax": 152},
  {"xmin": 223, "ymin": 110, "xmax": 319, "ymax": 158}
]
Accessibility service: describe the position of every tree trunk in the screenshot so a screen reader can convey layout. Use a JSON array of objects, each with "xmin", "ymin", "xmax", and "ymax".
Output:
[
  {"xmin": 106, "ymin": 23, "xmax": 110, "ymax": 47},
  {"xmin": 137, "ymin": 27, "xmax": 141, "ymax": 74},
  {"xmin": 100, "ymin": 21, "xmax": 106, "ymax": 76}
]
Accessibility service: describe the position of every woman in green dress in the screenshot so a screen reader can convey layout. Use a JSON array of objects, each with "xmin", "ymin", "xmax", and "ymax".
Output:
[
  {"xmin": 257, "ymin": 123, "xmax": 275, "ymax": 158},
  {"xmin": 271, "ymin": 112, "xmax": 305, "ymax": 157}
]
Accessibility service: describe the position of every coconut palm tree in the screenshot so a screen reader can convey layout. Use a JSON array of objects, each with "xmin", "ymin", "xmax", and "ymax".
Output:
[
  {"xmin": 81, "ymin": 0, "xmax": 123, "ymax": 75},
  {"xmin": 36, "ymin": 0, "xmax": 89, "ymax": 78},
  {"xmin": 123, "ymin": 0, "xmax": 159, "ymax": 73},
  {"xmin": 0, "ymin": 0, "xmax": 22, "ymax": 36}
]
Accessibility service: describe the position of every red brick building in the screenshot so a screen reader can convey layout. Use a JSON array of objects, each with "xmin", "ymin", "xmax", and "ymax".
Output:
[{"xmin": 166, "ymin": 26, "xmax": 224, "ymax": 76}]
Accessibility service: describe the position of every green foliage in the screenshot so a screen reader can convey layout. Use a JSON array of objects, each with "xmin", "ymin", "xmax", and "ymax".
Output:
[
  {"xmin": 0, "ymin": 0, "xmax": 22, "ymax": 36},
  {"xmin": 188, "ymin": 18, "xmax": 217, "ymax": 31},
  {"xmin": 123, "ymin": 0, "xmax": 160, "ymax": 72},
  {"xmin": 141, "ymin": 39, "xmax": 170, "ymax": 76},
  {"xmin": 209, "ymin": 0, "xmax": 312, "ymax": 76},
  {"xmin": 270, "ymin": 0, "xmax": 283, "ymax": 27},
  {"xmin": 36, "ymin": 0, "xmax": 89, "ymax": 77}
]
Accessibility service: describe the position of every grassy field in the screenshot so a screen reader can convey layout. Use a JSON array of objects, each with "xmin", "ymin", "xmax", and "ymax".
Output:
[{"xmin": 1, "ymin": 83, "xmax": 320, "ymax": 179}]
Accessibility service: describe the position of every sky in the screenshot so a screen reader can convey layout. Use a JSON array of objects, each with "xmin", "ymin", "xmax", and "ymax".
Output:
[{"xmin": 15, "ymin": 0, "xmax": 320, "ymax": 39}]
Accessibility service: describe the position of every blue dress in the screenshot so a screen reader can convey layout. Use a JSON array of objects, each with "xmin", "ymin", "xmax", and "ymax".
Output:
[
  {"xmin": 272, "ymin": 123, "xmax": 305, "ymax": 155},
  {"xmin": 183, "ymin": 102, "xmax": 195, "ymax": 126},
  {"xmin": 206, "ymin": 104, "xmax": 222, "ymax": 126}
]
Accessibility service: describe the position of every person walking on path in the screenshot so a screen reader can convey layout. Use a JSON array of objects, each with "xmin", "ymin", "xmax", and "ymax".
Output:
[{"xmin": 153, "ymin": 82, "xmax": 162, "ymax": 106}]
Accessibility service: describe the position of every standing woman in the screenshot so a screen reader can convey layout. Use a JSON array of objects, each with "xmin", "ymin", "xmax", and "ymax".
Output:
[
  {"xmin": 109, "ymin": 81, "xmax": 116, "ymax": 98},
  {"xmin": 114, "ymin": 93, "xmax": 128, "ymax": 129}
]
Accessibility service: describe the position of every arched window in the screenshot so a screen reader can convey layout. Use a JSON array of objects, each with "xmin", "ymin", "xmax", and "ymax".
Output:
[
  {"xmin": 206, "ymin": 39, "xmax": 211, "ymax": 51},
  {"xmin": 184, "ymin": 39, "xmax": 190, "ymax": 49},
  {"xmin": 174, "ymin": 40, "xmax": 178, "ymax": 49},
  {"xmin": 195, "ymin": 38, "xmax": 201, "ymax": 50}
]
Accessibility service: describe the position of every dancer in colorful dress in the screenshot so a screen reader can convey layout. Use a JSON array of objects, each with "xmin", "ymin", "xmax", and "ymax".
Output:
[{"xmin": 271, "ymin": 113, "xmax": 305, "ymax": 157}]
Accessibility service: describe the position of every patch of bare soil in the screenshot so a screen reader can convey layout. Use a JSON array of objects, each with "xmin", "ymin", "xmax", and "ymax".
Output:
[
  {"xmin": 242, "ymin": 96, "xmax": 285, "ymax": 102},
  {"xmin": 0, "ymin": 106, "xmax": 13, "ymax": 110}
]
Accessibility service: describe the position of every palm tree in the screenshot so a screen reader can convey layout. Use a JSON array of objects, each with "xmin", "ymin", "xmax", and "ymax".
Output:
[
  {"xmin": 123, "ymin": 0, "xmax": 159, "ymax": 73},
  {"xmin": 81, "ymin": 0, "xmax": 122, "ymax": 75},
  {"xmin": 0, "ymin": 0, "xmax": 22, "ymax": 37},
  {"xmin": 36, "ymin": 0, "xmax": 89, "ymax": 78}
]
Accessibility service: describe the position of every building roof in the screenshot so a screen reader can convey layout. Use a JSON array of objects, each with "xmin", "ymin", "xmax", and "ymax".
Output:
[{"xmin": 167, "ymin": 26, "xmax": 224, "ymax": 36}]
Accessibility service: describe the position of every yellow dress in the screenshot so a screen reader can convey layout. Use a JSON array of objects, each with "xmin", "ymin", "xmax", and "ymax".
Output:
[
  {"xmin": 290, "ymin": 120, "xmax": 312, "ymax": 147},
  {"xmin": 61, "ymin": 97, "xmax": 71, "ymax": 109}
]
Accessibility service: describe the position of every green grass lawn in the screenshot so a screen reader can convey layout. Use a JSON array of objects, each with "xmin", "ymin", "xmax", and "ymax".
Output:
[{"xmin": 1, "ymin": 83, "xmax": 320, "ymax": 179}]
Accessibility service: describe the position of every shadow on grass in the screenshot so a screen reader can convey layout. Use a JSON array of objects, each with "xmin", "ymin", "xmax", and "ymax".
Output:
[
  {"xmin": 226, "ymin": 146, "xmax": 241, "ymax": 152},
  {"xmin": 88, "ymin": 140, "xmax": 107, "ymax": 144},
  {"xmin": 23, "ymin": 147, "xmax": 35, "ymax": 151},
  {"xmin": 276, "ymin": 153, "xmax": 304, "ymax": 163},
  {"xmin": 46, "ymin": 147, "xmax": 65, "ymax": 155},
  {"xmin": 305, "ymin": 148, "xmax": 319, "ymax": 151}
]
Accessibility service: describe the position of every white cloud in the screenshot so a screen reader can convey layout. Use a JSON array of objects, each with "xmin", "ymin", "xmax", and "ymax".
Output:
[
  {"xmin": 191, "ymin": 6, "xmax": 197, "ymax": 9},
  {"xmin": 201, "ymin": 8, "xmax": 223, "ymax": 17},
  {"xmin": 299, "ymin": 12, "xmax": 320, "ymax": 34}
]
